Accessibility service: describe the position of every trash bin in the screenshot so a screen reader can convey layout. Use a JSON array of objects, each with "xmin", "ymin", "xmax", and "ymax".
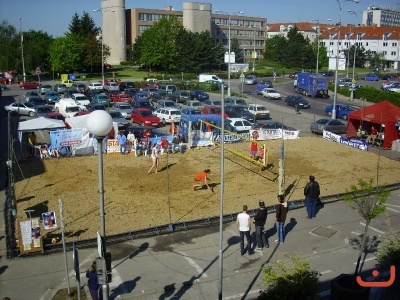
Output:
[{"xmin": 81, "ymin": 75, "xmax": 86, "ymax": 80}]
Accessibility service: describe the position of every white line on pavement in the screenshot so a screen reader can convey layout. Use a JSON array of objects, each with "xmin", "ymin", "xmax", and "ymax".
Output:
[
  {"xmin": 360, "ymin": 222, "xmax": 384, "ymax": 235},
  {"xmin": 353, "ymin": 256, "xmax": 376, "ymax": 265},
  {"xmin": 320, "ymin": 270, "xmax": 332, "ymax": 275},
  {"xmin": 178, "ymin": 251, "xmax": 208, "ymax": 278},
  {"xmin": 220, "ymin": 288, "xmax": 261, "ymax": 300},
  {"xmin": 387, "ymin": 207, "xmax": 400, "ymax": 213},
  {"xmin": 351, "ymin": 232, "xmax": 362, "ymax": 235},
  {"xmin": 387, "ymin": 204, "xmax": 400, "ymax": 208}
]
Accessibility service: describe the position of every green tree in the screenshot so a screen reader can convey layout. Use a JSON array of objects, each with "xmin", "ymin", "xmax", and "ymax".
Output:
[
  {"xmin": 0, "ymin": 20, "xmax": 19, "ymax": 71},
  {"xmin": 264, "ymin": 35, "xmax": 287, "ymax": 62},
  {"xmin": 66, "ymin": 12, "xmax": 99, "ymax": 37},
  {"xmin": 231, "ymin": 38, "xmax": 244, "ymax": 63},
  {"xmin": 284, "ymin": 26, "xmax": 315, "ymax": 69},
  {"xmin": 259, "ymin": 254, "xmax": 320, "ymax": 300},
  {"xmin": 49, "ymin": 35, "xmax": 84, "ymax": 73},
  {"xmin": 22, "ymin": 30, "xmax": 54, "ymax": 71},
  {"xmin": 343, "ymin": 178, "xmax": 389, "ymax": 276}
]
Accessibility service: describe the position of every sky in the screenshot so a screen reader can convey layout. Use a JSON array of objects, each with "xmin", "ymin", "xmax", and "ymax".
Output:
[{"xmin": 1, "ymin": 0, "xmax": 398, "ymax": 37}]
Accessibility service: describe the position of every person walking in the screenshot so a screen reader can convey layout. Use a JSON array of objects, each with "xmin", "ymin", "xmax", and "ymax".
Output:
[
  {"xmin": 304, "ymin": 175, "xmax": 320, "ymax": 219},
  {"xmin": 275, "ymin": 194, "xmax": 289, "ymax": 244},
  {"xmin": 148, "ymin": 143, "xmax": 159, "ymax": 174},
  {"xmin": 115, "ymin": 130, "xmax": 127, "ymax": 155},
  {"xmin": 86, "ymin": 264, "xmax": 102, "ymax": 300},
  {"xmin": 254, "ymin": 200, "xmax": 268, "ymax": 250},
  {"xmin": 193, "ymin": 169, "xmax": 212, "ymax": 192},
  {"xmin": 237, "ymin": 205, "xmax": 254, "ymax": 255}
]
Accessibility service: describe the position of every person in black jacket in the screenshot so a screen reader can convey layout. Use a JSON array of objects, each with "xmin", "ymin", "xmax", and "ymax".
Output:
[
  {"xmin": 304, "ymin": 175, "xmax": 320, "ymax": 219},
  {"xmin": 254, "ymin": 200, "xmax": 268, "ymax": 250},
  {"xmin": 275, "ymin": 195, "xmax": 289, "ymax": 244}
]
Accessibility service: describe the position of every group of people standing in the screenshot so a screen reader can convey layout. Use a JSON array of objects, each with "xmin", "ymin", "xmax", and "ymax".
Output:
[{"xmin": 236, "ymin": 175, "xmax": 320, "ymax": 255}]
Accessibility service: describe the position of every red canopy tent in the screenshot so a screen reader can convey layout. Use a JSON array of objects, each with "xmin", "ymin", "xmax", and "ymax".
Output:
[{"xmin": 346, "ymin": 100, "xmax": 400, "ymax": 149}]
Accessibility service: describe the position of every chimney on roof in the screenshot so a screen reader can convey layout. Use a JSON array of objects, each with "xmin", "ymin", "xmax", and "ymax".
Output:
[{"xmin": 164, "ymin": 6, "xmax": 174, "ymax": 11}]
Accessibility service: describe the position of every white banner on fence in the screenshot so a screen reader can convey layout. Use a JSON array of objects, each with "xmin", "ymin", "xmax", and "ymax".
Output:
[{"xmin": 250, "ymin": 129, "xmax": 300, "ymax": 140}]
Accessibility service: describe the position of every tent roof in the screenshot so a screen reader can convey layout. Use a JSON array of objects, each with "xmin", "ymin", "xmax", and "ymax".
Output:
[
  {"xmin": 348, "ymin": 100, "xmax": 400, "ymax": 124},
  {"xmin": 18, "ymin": 117, "xmax": 66, "ymax": 132},
  {"xmin": 65, "ymin": 114, "xmax": 90, "ymax": 129}
]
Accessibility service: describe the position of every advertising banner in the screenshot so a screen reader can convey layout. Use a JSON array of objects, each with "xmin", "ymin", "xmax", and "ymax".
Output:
[
  {"xmin": 50, "ymin": 129, "xmax": 83, "ymax": 148},
  {"xmin": 323, "ymin": 130, "xmax": 368, "ymax": 151},
  {"xmin": 250, "ymin": 129, "xmax": 300, "ymax": 140}
]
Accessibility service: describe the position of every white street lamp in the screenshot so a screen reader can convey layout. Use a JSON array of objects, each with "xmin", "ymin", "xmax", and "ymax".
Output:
[
  {"xmin": 19, "ymin": 17, "xmax": 26, "ymax": 83},
  {"xmin": 348, "ymin": 10, "xmax": 358, "ymax": 101},
  {"xmin": 93, "ymin": 9, "xmax": 115, "ymax": 87},
  {"xmin": 249, "ymin": 25, "xmax": 258, "ymax": 73},
  {"xmin": 332, "ymin": 0, "xmax": 359, "ymax": 119},
  {"xmin": 215, "ymin": 10, "xmax": 244, "ymax": 97},
  {"xmin": 86, "ymin": 110, "xmax": 114, "ymax": 300}
]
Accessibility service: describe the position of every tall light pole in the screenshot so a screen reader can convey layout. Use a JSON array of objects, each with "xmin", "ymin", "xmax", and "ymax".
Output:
[
  {"xmin": 250, "ymin": 25, "xmax": 257, "ymax": 73},
  {"xmin": 19, "ymin": 17, "xmax": 26, "ymax": 83},
  {"xmin": 312, "ymin": 19, "xmax": 321, "ymax": 74},
  {"xmin": 86, "ymin": 110, "xmax": 114, "ymax": 300},
  {"xmin": 348, "ymin": 10, "xmax": 358, "ymax": 101},
  {"xmin": 215, "ymin": 10, "xmax": 244, "ymax": 97},
  {"xmin": 332, "ymin": 0, "xmax": 359, "ymax": 119},
  {"xmin": 93, "ymin": 9, "xmax": 115, "ymax": 87}
]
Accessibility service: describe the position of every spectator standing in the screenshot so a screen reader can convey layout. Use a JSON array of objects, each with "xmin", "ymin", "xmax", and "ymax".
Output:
[
  {"xmin": 148, "ymin": 143, "xmax": 159, "ymax": 174},
  {"xmin": 275, "ymin": 195, "xmax": 289, "ymax": 244},
  {"xmin": 193, "ymin": 169, "xmax": 212, "ymax": 192},
  {"xmin": 250, "ymin": 139, "xmax": 258, "ymax": 159},
  {"xmin": 127, "ymin": 130, "xmax": 137, "ymax": 156},
  {"xmin": 172, "ymin": 135, "xmax": 181, "ymax": 154},
  {"xmin": 254, "ymin": 200, "xmax": 268, "ymax": 250},
  {"xmin": 237, "ymin": 205, "xmax": 254, "ymax": 255},
  {"xmin": 304, "ymin": 175, "xmax": 320, "ymax": 219},
  {"xmin": 86, "ymin": 265, "xmax": 101, "ymax": 300},
  {"xmin": 160, "ymin": 138, "xmax": 170, "ymax": 155},
  {"xmin": 256, "ymin": 145, "xmax": 265, "ymax": 172},
  {"xmin": 28, "ymin": 132, "xmax": 37, "ymax": 157},
  {"xmin": 116, "ymin": 130, "xmax": 127, "ymax": 155}
]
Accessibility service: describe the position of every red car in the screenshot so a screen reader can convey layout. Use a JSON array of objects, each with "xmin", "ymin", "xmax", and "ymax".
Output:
[
  {"xmin": 113, "ymin": 93, "xmax": 132, "ymax": 103},
  {"xmin": 20, "ymin": 81, "xmax": 40, "ymax": 89},
  {"xmin": 131, "ymin": 108, "xmax": 162, "ymax": 127},
  {"xmin": 73, "ymin": 111, "xmax": 91, "ymax": 117},
  {"xmin": 201, "ymin": 105, "xmax": 229, "ymax": 118},
  {"xmin": 45, "ymin": 112, "xmax": 65, "ymax": 122}
]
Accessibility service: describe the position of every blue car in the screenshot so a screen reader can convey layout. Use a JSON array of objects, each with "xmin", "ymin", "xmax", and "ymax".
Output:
[
  {"xmin": 325, "ymin": 104, "xmax": 358, "ymax": 120},
  {"xmin": 91, "ymin": 93, "xmax": 110, "ymax": 106},
  {"xmin": 363, "ymin": 74, "xmax": 379, "ymax": 81},
  {"xmin": 44, "ymin": 91, "xmax": 61, "ymax": 104}
]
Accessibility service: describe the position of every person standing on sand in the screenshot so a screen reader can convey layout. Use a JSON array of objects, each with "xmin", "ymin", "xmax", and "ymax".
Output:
[{"xmin": 148, "ymin": 143, "xmax": 159, "ymax": 174}]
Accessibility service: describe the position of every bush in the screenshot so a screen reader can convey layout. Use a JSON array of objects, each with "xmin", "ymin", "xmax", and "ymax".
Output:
[
  {"xmin": 258, "ymin": 254, "xmax": 320, "ymax": 300},
  {"xmin": 377, "ymin": 233, "xmax": 400, "ymax": 269}
]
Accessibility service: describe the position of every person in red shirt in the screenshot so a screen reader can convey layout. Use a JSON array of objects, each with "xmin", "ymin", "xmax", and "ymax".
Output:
[
  {"xmin": 256, "ymin": 145, "xmax": 265, "ymax": 172},
  {"xmin": 160, "ymin": 138, "xmax": 170, "ymax": 155},
  {"xmin": 193, "ymin": 169, "xmax": 212, "ymax": 192},
  {"xmin": 366, "ymin": 126, "xmax": 378, "ymax": 145},
  {"xmin": 250, "ymin": 140, "xmax": 258, "ymax": 159}
]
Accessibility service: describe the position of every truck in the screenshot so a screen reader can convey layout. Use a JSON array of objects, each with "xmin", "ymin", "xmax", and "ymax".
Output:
[
  {"xmin": 55, "ymin": 98, "xmax": 81, "ymax": 118},
  {"xmin": 294, "ymin": 72, "xmax": 329, "ymax": 98},
  {"xmin": 198, "ymin": 74, "xmax": 224, "ymax": 83}
]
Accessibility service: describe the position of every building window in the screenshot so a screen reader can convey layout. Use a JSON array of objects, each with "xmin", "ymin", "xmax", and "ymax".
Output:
[
  {"xmin": 366, "ymin": 42, "xmax": 368, "ymax": 46},
  {"xmin": 391, "ymin": 51, "xmax": 397, "ymax": 56},
  {"xmin": 393, "ymin": 42, "xmax": 398, "ymax": 47},
  {"xmin": 383, "ymin": 42, "xmax": 388, "ymax": 47}
]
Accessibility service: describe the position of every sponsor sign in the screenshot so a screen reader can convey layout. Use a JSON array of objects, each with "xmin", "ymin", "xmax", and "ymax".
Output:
[{"xmin": 323, "ymin": 130, "xmax": 369, "ymax": 151}]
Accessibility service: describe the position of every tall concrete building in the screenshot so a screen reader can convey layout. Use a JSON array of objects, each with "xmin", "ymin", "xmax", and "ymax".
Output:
[
  {"xmin": 182, "ymin": 2, "xmax": 212, "ymax": 33},
  {"xmin": 362, "ymin": 5, "xmax": 400, "ymax": 27},
  {"xmin": 101, "ymin": 0, "xmax": 126, "ymax": 65}
]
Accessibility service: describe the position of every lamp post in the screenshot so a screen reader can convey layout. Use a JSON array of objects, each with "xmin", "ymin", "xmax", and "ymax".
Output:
[
  {"xmin": 215, "ymin": 10, "xmax": 244, "ymax": 97},
  {"xmin": 332, "ymin": 0, "xmax": 359, "ymax": 119},
  {"xmin": 250, "ymin": 25, "xmax": 257, "ymax": 73},
  {"xmin": 312, "ymin": 19, "xmax": 321, "ymax": 74},
  {"xmin": 93, "ymin": 9, "xmax": 115, "ymax": 87},
  {"xmin": 348, "ymin": 10, "xmax": 358, "ymax": 101},
  {"xmin": 86, "ymin": 110, "xmax": 113, "ymax": 300},
  {"xmin": 19, "ymin": 17, "xmax": 26, "ymax": 83}
]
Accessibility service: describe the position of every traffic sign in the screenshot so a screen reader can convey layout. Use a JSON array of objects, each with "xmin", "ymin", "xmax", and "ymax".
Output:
[
  {"xmin": 352, "ymin": 79, "xmax": 356, "ymax": 83},
  {"xmin": 36, "ymin": 67, "xmax": 41, "ymax": 75}
]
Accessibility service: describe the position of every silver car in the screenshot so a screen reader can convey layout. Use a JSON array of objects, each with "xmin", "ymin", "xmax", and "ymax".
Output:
[
  {"xmin": 108, "ymin": 110, "xmax": 130, "ymax": 129},
  {"xmin": 5, "ymin": 102, "xmax": 37, "ymax": 117},
  {"xmin": 111, "ymin": 102, "xmax": 133, "ymax": 119},
  {"xmin": 244, "ymin": 75, "xmax": 257, "ymax": 85},
  {"xmin": 310, "ymin": 118, "xmax": 347, "ymax": 134}
]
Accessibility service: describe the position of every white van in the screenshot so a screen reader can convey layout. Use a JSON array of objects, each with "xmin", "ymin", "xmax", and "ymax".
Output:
[
  {"xmin": 199, "ymin": 74, "xmax": 224, "ymax": 83},
  {"xmin": 55, "ymin": 98, "xmax": 81, "ymax": 118}
]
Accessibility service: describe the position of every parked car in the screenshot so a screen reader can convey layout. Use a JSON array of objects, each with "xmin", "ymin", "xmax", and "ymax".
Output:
[
  {"xmin": 225, "ymin": 97, "xmax": 247, "ymax": 106},
  {"xmin": 38, "ymin": 84, "xmax": 52, "ymax": 95},
  {"xmin": 111, "ymin": 102, "xmax": 132, "ymax": 119},
  {"xmin": 87, "ymin": 82, "xmax": 103, "ymax": 91},
  {"xmin": 124, "ymin": 87, "xmax": 140, "ymax": 98},
  {"xmin": 44, "ymin": 91, "xmax": 61, "ymax": 104},
  {"xmin": 251, "ymin": 120, "xmax": 296, "ymax": 131},
  {"xmin": 380, "ymin": 74, "xmax": 394, "ymax": 80},
  {"xmin": 156, "ymin": 99, "xmax": 179, "ymax": 109},
  {"xmin": 200, "ymin": 105, "xmax": 229, "ymax": 118},
  {"xmin": 382, "ymin": 81, "xmax": 400, "ymax": 91},
  {"xmin": 45, "ymin": 112, "xmax": 65, "ymax": 122},
  {"xmin": 108, "ymin": 110, "xmax": 130, "ymax": 129},
  {"xmin": 71, "ymin": 82, "xmax": 87, "ymax": 93},
  {"xmin": 227, "ymin": 118, "xmax": 252, "ymax": 133},
  {"xmin": 35, "ymin": 105, "xmax": 53, "ymax": 117},
  {"xmin": 73, "ymin": 111, "xmax": 91, "ymax": 117},
  {"xmin": 87, "ymin": 104, "xmax": 106, "ymax": 112},
  {"xmin": 118, "ymin": 81, "xmax": 135, "ymax": 91},
  {"xmin": 336, "ymin": 78, "xmax": 352, "ymax": 86},
  {"xmin": 20, "ymin": 81, "xmax": 40, "ymax": 89},
  {"xmin": 203, "ymin": 99, "xmax": 222, "ymax": 106},
  {"xmin": 24, "ymin": 91, "xmax": 41, "ymax": 102},
  {"xmin": 261, "ymin": 87, "xmax": 282, "ymax": 100},
  {"xmin": 131, "ymin": 99, "xmax": 156, "ymax": 112},
  {"xmin": 248, "ymin": 104, "xmax": 270, "ymax": 120},
  {"xmin": 63, "ymin": 87, "xmax": 79, "ymax": 99},
  {"xmin": 310, "ymin": 118, "xmax": 347, "ymax": 134},
  {"xmin": 190, "ymin": 90, "xmax": 209, "ymax": 101},
  {"xmin": 5, "ymin": 102, "xmax": 36, "ymax": 116},
  {"xmin": 53, "ymin": 83, "xmax": 67, "ymax": 94},
  {"xmin": 112, "ymin": 93, "xmax": 132, "ymax": 103},
  {"xmin": 131, "ymin": 108, "xmax": 162, "ymax": 127},
  {"xmin": 181, "ymin": 108, "xmax": 202, "ymax": 115},
  {"xmin": 103, "ymin": 82, "xmax": 119, "ymax": 92},
  {"xmin": 183, "ymin": 100, "xmax": 204, "ymax": 109},
  {"xmin": 140, "ymin": 87, "xmax": 159, "ymax": 99},
  {"xmin": 133, "ymin": 92, "xmax": 149, "ymax": 102},
  {"xmin": 321, "ymin": 70, "xmax": 335, "ymax": 77},
  {"xmin": 363, "ymin": 74, "xmax": 379, "ymax": 81},
  {"xmin": 169, "ymin": 90, "xmax": 190, "ymax": 103},
  {"xmin": 28, "ymin": 97, "xmax": 47, "ymax": 106},
  {"xmin": 284, "ymin": 95, "xmax": 311, "ymax": 108},
  {"xmin": 325, "ymin": 104, "xmax": 357, "ymax": 120},
  {"xmin": 244, "ymin": 75, "xmax": 257, "ymax": 85},
  {"xmin": 225, "ymin": 105, "xmax": 254, "ymax": 122},
  {"xmin": 91, "ymin": 93, "xmax": 110, "ymax": 106},
  {"xmin": 153, "ymin": 107, "xmax": 182, "ymax": 124},
  {"xmin": 151, "ymin": 90, "xmax": 168, "ymax": 102},
  {"xmin": 85, "ymin": 89, "xmax": 103, "ymax": 101}
]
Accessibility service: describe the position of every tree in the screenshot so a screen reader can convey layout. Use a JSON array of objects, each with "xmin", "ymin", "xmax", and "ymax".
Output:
[
  {"xmin": 22, "ymin": 30, "xmax": 54, "ymax": 71},
  {"xmin": 259, "ymin": 254, "xmax": 320, "ymax": 300},
  {"xmin": 231, "ymin": 38, "xmax": 244, "ymax": 63},
  {"xmin": 66, "ymin": 12, "xmax": 99, "ymax": 37},
  {"xmin": 0, "ymin": 20, "xmax": 19, "ymax": 71},
  {"xmin": 343, "ymin": 178, "xmax": 389, "ymax": 276},
  {"xmin": 49, "ymin": 35, "xmax": 84, "ymax": 73},
  {"xmin": 264, "ymin": 35, "xmax": 287, "ymax": 62}
]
